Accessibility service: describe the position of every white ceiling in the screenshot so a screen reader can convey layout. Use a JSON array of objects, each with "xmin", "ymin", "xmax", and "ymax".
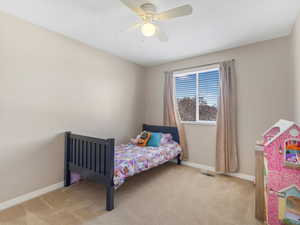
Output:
[{"xmin": 0, "ymin": 0, "xmax": 299, "ymax": 66}]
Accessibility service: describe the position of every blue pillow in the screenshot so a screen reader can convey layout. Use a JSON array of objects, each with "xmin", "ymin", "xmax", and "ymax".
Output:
[{"xmin": 147, "ymin": 132, "xmax": 162, "ymax": 147}]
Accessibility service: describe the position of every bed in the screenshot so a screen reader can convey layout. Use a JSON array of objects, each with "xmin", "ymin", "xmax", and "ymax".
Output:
[{"xmin": 64, "ymin": 124, "xmax": 182, "ymax": 211}]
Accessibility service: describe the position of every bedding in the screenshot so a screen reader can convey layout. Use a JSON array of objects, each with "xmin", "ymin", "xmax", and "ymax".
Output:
[
  {"xmin": 113, "ymin": 140, "xmax": 182, "ymax": 188},
  {"xmin": 160, "ymin": 133, "xmax": 173, "ymax": 145}
]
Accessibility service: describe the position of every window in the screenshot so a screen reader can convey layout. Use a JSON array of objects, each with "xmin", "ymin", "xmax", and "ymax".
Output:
[{"xmin": 175, "ymin": 67, "xmax": 220, "ymax": 123}]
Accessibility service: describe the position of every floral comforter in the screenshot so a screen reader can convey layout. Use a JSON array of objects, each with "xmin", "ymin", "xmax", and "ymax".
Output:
[{"xmin": 114, "ymin": 141, "xmax": 182, "ymax": 188}]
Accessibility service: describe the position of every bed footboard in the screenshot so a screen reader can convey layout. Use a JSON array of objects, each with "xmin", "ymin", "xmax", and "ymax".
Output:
[{"xmin": 64, "ymin": 132, "xmax": 115, "ymax": 210}]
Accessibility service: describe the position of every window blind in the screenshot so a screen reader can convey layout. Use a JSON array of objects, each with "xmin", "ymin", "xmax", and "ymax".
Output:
[
  {"xmin": 198, "ymin": 69, "xmax": 220, "ymax": 107},
  {"xmin": 175, "ymin": 68, "xmax": 220, "ymax": 122},
  {"xmin": 175, "ymin": 74, "xmax": 196, "ymax": 121},
  {"xmin": 175, "ymin": 74, "xmax": 196, "ymax": 99}
]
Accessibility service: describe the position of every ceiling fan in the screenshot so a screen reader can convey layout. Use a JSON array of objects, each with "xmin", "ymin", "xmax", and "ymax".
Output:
[{"xmin": 120, "ymin": 0, "xmax": 193, "ymax": 42}]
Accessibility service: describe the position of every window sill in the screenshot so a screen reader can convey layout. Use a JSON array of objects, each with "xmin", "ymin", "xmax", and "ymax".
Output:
[{"xmin": 180, "ymin": 121, "xmax": 217, "ymax": 126}]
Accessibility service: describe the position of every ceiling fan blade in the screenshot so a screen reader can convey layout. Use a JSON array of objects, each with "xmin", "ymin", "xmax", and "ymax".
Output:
[
  {"xmin": 155, "ymin": 25, "xmax": 168, "ymax": 42},
  {"xmin": 126, "ymin": 23, "xmax": 142, "ymax": 32},
  {"xmin": 155, "ymin": 4, "xmax": 192, "ymax": 21},
  {"xmin": 120, "ymin": 0, "xmax": 145, "ymax": 16}
]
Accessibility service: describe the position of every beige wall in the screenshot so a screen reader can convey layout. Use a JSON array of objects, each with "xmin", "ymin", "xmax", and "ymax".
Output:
[
  {"xmin": 0, "ymin": 9, "xmax": 296, "ymax": 204},
  {"xmin": 0, "ymin": 12, "xmax": 145, "ymax": 203},
  {"xmin": 144, "ymin": 37, "xmax": 293, "ymax": 176},
  {"xmin": 291, "ymin": 14, "xmax": 300, "ymax": 123}
]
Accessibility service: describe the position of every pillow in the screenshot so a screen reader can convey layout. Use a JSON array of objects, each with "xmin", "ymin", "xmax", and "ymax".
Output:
[
  {"xmin": 147, "ymin": 132, "xmax": 162, "ymax": 147},
  {"xmin": 137, "ymin": 131, "xmax": 151, "ymax": 146},
  {"xmin": 160, "ymin": 133, "xmax": 173, "ymax": 145}
]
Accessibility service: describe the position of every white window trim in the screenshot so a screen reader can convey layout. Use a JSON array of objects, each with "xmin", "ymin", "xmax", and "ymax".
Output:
[
  {"xmin": 173, "ymin": 65, "xmax": 220, "ymax": 126},
  {"xmin": 173, "ymin": 64, "xmax": 220, "ymax": 77},
  {"xmin": 174, "ymin": 67, "xmax": 220, "ymax": 77},
  {"xmin": 195, "ymin": 73, "xmax": 199, "ymax": 121},
  {"xmin": 181, "ymin": 120, "xmax": 217, "ymax": 126}
]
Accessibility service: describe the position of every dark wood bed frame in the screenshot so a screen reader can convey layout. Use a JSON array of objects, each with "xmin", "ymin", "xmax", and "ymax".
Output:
[{"xmin": 64, "ymin": 124, "xmax": 181, "ymax": 211}]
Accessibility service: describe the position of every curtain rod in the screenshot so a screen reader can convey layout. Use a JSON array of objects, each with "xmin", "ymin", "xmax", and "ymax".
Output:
[{"xmin": 169, "ymin": 59, "xmax": 235, "ymax": 73}]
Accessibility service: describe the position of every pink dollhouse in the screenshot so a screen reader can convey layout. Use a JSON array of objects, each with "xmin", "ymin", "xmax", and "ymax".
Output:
[{"xmin": 263, "ymin": 120, "xmax": 300, "ymax": 225}]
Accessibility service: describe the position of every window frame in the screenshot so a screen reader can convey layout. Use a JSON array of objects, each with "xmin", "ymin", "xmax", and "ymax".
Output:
[{"xmin": 173, "ymin": 66, "xmax": 220, "ymax": 126}]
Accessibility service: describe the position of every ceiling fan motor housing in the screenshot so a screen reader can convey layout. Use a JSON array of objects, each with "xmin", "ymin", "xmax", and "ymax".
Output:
[{"xmin": 140, "ymin": 3, "xmax": 157, "ymax": 14}]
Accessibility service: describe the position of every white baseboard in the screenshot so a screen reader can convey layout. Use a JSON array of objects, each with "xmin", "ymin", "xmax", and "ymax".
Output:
[
  {"xmin": 0, "ymin": 182, "xmax": 64, "ymax": 211},
  {"xmin": 176, "ymin": 160, "xmax": 255, "ymax": 182},
  {"xmin": 0, "ymin": 161, "xmax": 255, "ymax": 211}
]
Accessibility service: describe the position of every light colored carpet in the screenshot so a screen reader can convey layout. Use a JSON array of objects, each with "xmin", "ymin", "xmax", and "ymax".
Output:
[{"xmin": 0, "ymin": 163, "xmax": 262, "ymax": 225}]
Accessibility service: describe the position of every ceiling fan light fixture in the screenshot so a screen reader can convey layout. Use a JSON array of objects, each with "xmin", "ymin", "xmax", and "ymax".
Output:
[
  {"xmin": 141, "ymin": 23, "xmax": 156, "ymax": 37},
  {"xmin": 121, "ymin": 0, "xmax": 193, "ymax": 42}
]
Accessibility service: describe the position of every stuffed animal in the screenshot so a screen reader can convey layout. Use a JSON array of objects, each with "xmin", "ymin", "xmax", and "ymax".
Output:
[
  {"xmin": 137, "ymin": 131, "xmax": 151, "ymax": 146},
  {"xmin": 130, "ymin": 134, "xmax": 141, "ymax": 145}
]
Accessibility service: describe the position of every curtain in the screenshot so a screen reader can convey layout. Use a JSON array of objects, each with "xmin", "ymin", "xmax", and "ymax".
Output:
[
  {"xmin": 163, "ymin": 72, "xmax": 188, "ymax": 160},
  {"xmin": 215, "ymin": 60, "xmax": 239, "ymax": 173}
]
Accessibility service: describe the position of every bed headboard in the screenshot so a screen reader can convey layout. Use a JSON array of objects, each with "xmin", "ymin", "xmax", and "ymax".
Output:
[{"xmin": 142, "ymin": 124, "xmax": 180, "ymax": 144}]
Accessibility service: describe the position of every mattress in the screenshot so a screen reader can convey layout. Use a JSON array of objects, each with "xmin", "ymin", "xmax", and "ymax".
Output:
[{"xmin": 113, "ymin": 141, "xmax": 182, "ymax": 188}]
